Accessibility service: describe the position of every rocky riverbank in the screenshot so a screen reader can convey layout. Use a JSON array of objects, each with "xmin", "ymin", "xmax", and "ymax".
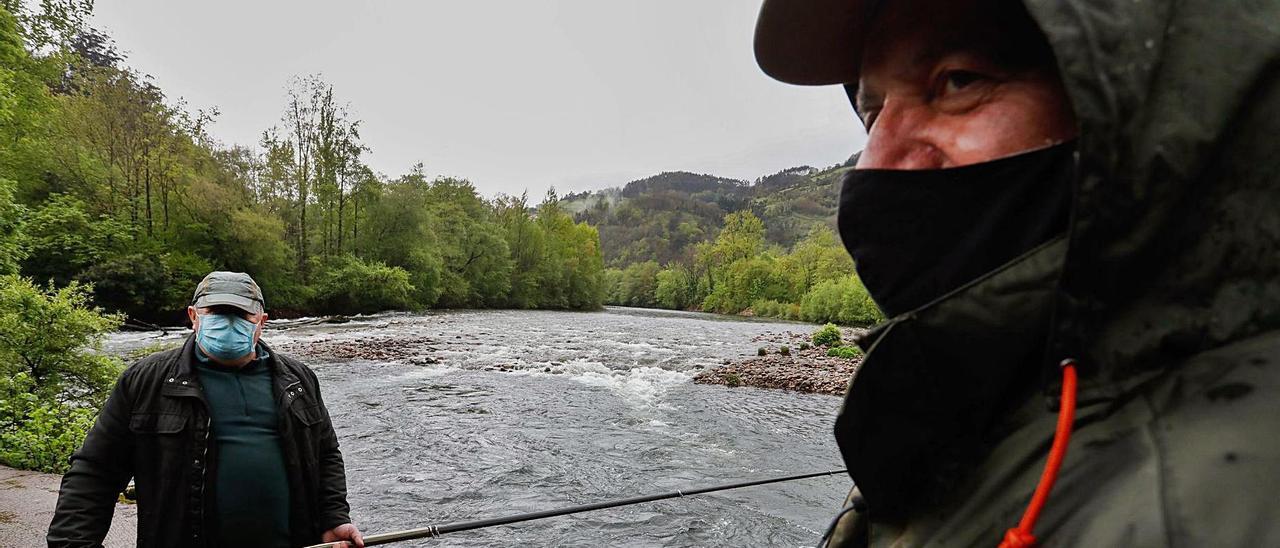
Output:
[{"xmin": 693, "ymin": 328, "xmax": 867, "ymax": 396}]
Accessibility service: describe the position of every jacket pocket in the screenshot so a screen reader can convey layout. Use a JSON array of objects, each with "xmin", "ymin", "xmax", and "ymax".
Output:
[
  {"xmin": 289, "ymin": 402, "xmax": 323, "ymax": 426},
  {"xmin": 129, "ymin": 412, "xmax": 189, "ymax": 434}
]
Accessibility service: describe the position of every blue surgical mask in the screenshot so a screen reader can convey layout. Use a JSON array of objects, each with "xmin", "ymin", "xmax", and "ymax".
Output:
[{"xmin": 196, "ymin": 313, "xmax": 259, "ymax": 360}]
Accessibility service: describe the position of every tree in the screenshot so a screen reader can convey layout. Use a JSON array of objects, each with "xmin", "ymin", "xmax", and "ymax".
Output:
[
  {"xmin": 698, "ymin": 211, "xmax": 765, "ymax": 292},
  {"xmin": 495, "ymin": 192, "xmax": 545, "ymax": 308}
]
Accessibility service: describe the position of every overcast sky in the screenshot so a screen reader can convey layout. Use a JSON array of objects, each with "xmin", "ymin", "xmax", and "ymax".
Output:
[{"xmin": 90, "ymin": 1, "xmax": 867, "ymax": 198}]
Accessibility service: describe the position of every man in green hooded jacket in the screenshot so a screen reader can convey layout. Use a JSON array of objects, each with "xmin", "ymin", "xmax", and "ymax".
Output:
[{"xmin": 756, "ymin": 0, "xmax": 1280, "ymax": 545}]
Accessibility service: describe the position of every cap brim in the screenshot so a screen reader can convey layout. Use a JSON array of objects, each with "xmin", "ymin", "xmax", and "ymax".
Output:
[
  {"xmin": 194, "ymin": 294, "xmax": 263, "ymax": 315},
  {"xmin": 754, "ymin": 0, "xmax": 874, "ymax": 86}
]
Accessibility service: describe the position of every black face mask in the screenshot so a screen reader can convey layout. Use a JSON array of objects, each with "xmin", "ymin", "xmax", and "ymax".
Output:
[{"xmin": 838, "ymin": 142, "xmax": 1075, "ymax": 318}]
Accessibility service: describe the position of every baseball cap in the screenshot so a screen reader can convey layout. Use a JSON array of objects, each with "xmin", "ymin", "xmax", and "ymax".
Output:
[
  {"xmin": 191, "ymin": 271, "xmax": 265, "ymax": 315},
  {"xmin": 753, "ymin": 0, "xmax": 877, "ymax": 86}
]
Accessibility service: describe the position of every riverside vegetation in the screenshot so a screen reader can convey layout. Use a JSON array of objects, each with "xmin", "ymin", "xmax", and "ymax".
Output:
[
  {"xmin": 600, "ymin": 213, "xmax": 885, "ymax": 326},
  {"xmin": 0, "ymin": 2, "xmax": 883, "ymax": 474},
  {"xmin": 0, "ymin": 3, "xmax": 605, "ymax": 326}
]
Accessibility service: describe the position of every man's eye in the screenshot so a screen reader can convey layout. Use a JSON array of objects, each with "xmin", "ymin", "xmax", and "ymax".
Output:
[
  {"xmin": 940, "ymin": 70, "xmax": 985, "ymax": 95},
  {"xmin": 860, "ymin": 108, "xmax": 880, "ymax": 129}
]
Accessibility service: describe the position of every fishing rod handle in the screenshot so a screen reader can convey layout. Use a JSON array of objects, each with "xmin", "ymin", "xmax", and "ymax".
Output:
[{"xmin": 304, "ymin": 526, "xmax": 432, "ymax": 548}]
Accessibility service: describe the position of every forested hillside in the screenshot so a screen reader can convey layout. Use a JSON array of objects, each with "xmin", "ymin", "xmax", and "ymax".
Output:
[
  {"xmin": 563, "ymin": 161, "xmax": 884, "ymax": 326},
  {"xmin": 0, "ymin": 3, "xmax": 604, "ymax": 323},
  {"xmin": 567, "ymin": 163, "xmax": 852, "ymax": 267}
]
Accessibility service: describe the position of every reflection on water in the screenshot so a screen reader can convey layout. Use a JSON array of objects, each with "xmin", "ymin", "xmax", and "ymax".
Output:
[{"xmin": 108, "ymin": 307, "xmax": 849, "ymax": 547}]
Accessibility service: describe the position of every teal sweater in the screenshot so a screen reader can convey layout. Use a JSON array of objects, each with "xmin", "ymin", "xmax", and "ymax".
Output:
[{"xmin": 195, "ymin": 345, "xmax": 291, "ymax": 547}]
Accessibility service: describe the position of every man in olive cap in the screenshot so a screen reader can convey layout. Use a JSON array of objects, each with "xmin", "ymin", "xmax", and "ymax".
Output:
[
  {"xmin": 49, "ymin": 272, "xmax": 365, "ymax": 548},
  {"xmin": 757, "ymin": 0, "xmax": 1280, "ymax": 546}
]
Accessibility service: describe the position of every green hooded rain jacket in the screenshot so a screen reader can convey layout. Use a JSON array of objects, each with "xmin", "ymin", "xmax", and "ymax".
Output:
[{"xmin": 828, "ymin": 1, "xmax": 1280, "ymax": 546}]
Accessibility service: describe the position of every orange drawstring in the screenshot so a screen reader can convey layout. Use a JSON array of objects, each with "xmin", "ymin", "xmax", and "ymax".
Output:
[{"xmin": 999, "ymin": 359, "xmax": 1079, "ymax": 548}]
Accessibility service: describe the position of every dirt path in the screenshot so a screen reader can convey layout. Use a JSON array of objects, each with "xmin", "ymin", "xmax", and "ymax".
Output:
[{"xmin": 0, "ymin": 465, "xmax": 137, "ymax": 547}]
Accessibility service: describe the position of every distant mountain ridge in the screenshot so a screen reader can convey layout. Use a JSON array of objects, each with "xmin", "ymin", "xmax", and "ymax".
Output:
[{"xmin": 563, "ymin": 158, "xmax": 855, "ymax": 267}]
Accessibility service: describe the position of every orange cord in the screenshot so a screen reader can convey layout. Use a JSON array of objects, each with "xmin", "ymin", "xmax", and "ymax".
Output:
[{"xmin": 998, "ymin": 360, "xmax": 1079, "ymax": 548}]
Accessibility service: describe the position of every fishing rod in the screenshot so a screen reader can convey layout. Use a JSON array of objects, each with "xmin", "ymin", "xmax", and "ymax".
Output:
[{"xmin": 305, "ymin": 468, "xmax": 849, "ymax": 547}]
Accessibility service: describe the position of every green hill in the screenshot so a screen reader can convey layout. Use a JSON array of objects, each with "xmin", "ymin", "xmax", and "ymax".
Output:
[{"xmin": 566, "ymin": 159, "xmax": 856, "ymax": 267}]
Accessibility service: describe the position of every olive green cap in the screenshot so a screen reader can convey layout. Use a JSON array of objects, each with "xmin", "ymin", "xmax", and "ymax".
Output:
[{"xmin": 191, "ymin": 271, "xmax": 265, "ymax": 315}]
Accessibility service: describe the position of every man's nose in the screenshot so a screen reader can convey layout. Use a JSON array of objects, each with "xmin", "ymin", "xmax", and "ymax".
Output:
[{"xmin": 856, "ymin": 101, "xmax": 946, "ymax": 170}]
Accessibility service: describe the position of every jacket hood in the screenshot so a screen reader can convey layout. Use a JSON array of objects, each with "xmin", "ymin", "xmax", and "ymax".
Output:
[{"xmin": 1025, "ymin": 0, "xmax": 1280, "ymax": 382}]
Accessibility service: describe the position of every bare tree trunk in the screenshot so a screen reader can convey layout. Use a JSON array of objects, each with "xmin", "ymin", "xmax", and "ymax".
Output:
[{"xmin": 144, "ymin": 147, "xmax": 153, "ymax": 237}]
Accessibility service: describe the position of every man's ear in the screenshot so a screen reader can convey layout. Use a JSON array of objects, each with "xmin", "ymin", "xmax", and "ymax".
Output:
[{"xmin": 187, "ymin": 306, "xmax": 199, "ymax": 329}]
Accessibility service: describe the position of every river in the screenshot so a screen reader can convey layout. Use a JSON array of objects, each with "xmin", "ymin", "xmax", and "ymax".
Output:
[{"xmin": 105, "ymin": 307, "xmax": 851, "ymax": 547}]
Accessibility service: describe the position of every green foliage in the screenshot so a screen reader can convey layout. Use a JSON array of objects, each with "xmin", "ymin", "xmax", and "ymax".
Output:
[
  {"xmin": 601, "ymin": 268, "xmax": 624, "ymax": 305},
  {"xmin": 18, "ymin": 195, "xmax": 129, "ymax": 288},
  {"xmin": 779, "ymin": 345, "xmax": 790, "ymax": 356},
  {"xmin": 758, "ymin": 347, "xmax": 768, "ymax": 356},
  {"xmin": 836, "ymin": 274, "xmax": 884, "ymax": 326},
  {"xmin": 0, "ymin": 275, "xmax": 124, "ymax": 402},
  {"xmin": 0, "ymin": 381, "xmax": 97, "ymax": 473},
  {"xmin": 826, "ymin": 345, "xmax": 862, "ymax": 359},
  {"xmin": 615, "ymin": 261, "xmax": 661, "ymax": 307},
  {"xmin": 310, "ymin": 255, "xmax": 415, "ymax": 315},
  {"xmin": 702, "ymin": 255, "xmax": 797, "ymax": 314},
  {"xmin": 564, "ymin": 165, "xmax": 848, "ymax": 267},
  {"xmin": 812, "ymin": 323, "xmax": 842, "ymax": 347},
  {"xmin": 0, "ymin": 274, "xmax": 124, "ymax": 473},
  {"xmin": 598, "ymin": 216, "xmax": 882, "ymax": 327},
  {"xmin": 654, "ymin": 265, "xmax": 698, "ymax": 310},
  {"xmin": 0, "ymin": 178, "xmax": 23, "ymax": 274},
  {"xmin": 799, "ymin": 274, "xmax": 885, "ymax": 326},
  {"xmin": 0, "ymin": 5, "xmax": 607, "ymax": 320}
]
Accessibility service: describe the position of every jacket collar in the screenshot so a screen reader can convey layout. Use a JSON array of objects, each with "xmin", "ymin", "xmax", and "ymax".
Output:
[
  {"xmin": 836, "ymin": 237, "xmax": 1067, "ymax": 518},
  {"xmin": 160, "ymin": 335, "xmax": 204, "ymax": 398},
  {"xmin": 160, "ymin": 335, "xmax": 300, "ymax": 399}
]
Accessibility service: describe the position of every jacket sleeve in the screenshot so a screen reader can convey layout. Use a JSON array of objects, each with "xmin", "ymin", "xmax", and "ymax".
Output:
[
  {"xmin": 47, "ymin": 369, "xmax": 136, "ymax": 548},
  {"xmin": 309, "ymin": 368, "xmax": 352, "ymax": 531}
]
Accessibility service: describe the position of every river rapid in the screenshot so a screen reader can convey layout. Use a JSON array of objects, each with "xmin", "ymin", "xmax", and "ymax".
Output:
[{"xmin": 106, "ymin": 307, "xmax": 851, "ymax": 547}]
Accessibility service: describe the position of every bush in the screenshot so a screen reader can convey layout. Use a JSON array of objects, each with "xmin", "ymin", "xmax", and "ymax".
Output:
[
  {"xmin": 757, "ymin": 347, "xmax": 768, "ymax": 356},
  {"xmin": 779, "ymin": 345, "xmax": 790, "ymax": 356},
  {"xmin": 0, "ymin": 275, "xmax": 125, "ymax": 473},
  {"xmin": 827, "ymin": 345, "xmax": 862, "ymax": 359},
  {"xmin": 837, "ymin": 274, "xmax": 885, "ymax": 326},
  {"xmin": 799, "ymin": 274, "xmax": 885, "ymax": 326},
  {"xmin": 0, "ymin": 378, "xmax": 97, "ymax": 473},
  {"xmin": 0, "ymin": 276, "xmax": 124, "ymax": 403},
  {"xmin": 750, "ymin": 298, "xmax": 801, "ymax": 321},
  {"xmin": 799, "ymin": 342, "xmax": 811, "ymax": 350},
  {"xmin": 617, "ymin": 261, "xmax": 661, "ymax": 307},
  {"xmin": 812, "ymin": 323, "xmax": 842, "ymax": 347},
  {"xmin": 310, "ymin": 255, "xmax": 415, "ymax": 315},
  {"xmin": 702, "ymin": 256, "xmax": 797, "ymax": 314},
  {"xmin": 655, "ymin": 266, "xmax": 698, "ymax": 310}
]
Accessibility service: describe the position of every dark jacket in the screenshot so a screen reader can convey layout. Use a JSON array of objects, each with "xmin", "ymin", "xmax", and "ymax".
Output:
[
  {"xmin": 47, "ymin": 336, "xmax": 351, "ymax": 548},
  {"xmin": 829, "ymin": 0, "xmax": 1280, "ymax": 545}
]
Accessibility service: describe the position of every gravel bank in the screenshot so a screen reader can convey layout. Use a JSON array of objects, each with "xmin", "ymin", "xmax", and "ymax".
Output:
[{"xmin": 693, "ymin": 328, "xmax": 867, "ymax": 396}]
